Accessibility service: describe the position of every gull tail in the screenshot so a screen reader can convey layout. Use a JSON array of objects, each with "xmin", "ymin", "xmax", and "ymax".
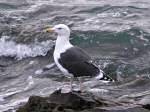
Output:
[{"xmin": 95, "ymin": 69, "xmax": 114, "ymax": 83}]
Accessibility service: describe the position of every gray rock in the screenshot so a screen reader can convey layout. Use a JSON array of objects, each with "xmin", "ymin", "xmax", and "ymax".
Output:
[
  {"xmin": 49, "ymin": 89, "xmax": 96, "ymax": 110},
  {"xmin": 17, "ymin": 89, "xmax": 150, "ymax": 112},
  {"xmin": 16, "ymin": 89, "xmax": 100, "ymax": 112}
]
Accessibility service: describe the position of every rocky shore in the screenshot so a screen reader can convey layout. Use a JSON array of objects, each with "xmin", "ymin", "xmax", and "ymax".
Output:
[{"xmin": 16, "ymin": 89, "xmax": 150, "ymax": 112}]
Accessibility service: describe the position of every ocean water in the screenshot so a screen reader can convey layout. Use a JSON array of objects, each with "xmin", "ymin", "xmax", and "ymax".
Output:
[{"xmin": 0, "ymin": 0, "xmax": 150, "ymax": 111}]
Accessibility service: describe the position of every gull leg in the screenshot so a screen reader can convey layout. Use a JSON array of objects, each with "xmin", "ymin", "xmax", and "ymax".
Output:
[
  {"xmin": 78, "ymin": 77, "xmax": 83, "ymax": 92},
  {"xmin": 70, "ymin": 76, "xmax": 74, "ymax": 92}
]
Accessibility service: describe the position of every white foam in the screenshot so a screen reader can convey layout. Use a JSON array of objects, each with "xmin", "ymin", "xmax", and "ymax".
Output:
[
  {"xmin": 45, "ymin": 63, "xmax": 55, "ymax": 69},
  {"xmin": 0, "ymin": 35, "xmax": 54, "ymax": 60},
  {"xmin": 35, "ymin": 69, "xmax": 44, "ymax": 75},
  {"xmin": 88, "ymin": 88, "xmax": 109, "ymax": 93},
  {"xmin": 24, "ymin": 76, "xmax": 34, "ymax": 91}
]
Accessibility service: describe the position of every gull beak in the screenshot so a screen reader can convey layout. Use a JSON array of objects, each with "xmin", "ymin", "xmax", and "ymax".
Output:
[{"xmin": 44, "ymin": 27, "xmax": 54, "ymax": 33}]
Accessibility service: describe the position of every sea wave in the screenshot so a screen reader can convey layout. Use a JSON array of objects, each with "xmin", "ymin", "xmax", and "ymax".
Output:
[{"xmin": 0, "ymin": 35, "xmax": 54, "ymax": 60}]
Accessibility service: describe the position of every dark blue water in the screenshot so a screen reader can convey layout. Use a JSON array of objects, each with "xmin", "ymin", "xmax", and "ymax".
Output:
[{"xmin": 0, "ymin": 0, "xmax": 150, "ymax": 111}]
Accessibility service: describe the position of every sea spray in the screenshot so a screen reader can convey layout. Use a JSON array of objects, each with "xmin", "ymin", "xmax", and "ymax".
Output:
[{"xmin": 0, "ymin": 35, "xmax": 54, "ymax": 60}]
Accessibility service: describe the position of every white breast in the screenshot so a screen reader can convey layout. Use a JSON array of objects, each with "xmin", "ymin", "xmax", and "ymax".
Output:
[{"xmin": 53, "ymin": 43, "xmax": 73, "ymax": 77}]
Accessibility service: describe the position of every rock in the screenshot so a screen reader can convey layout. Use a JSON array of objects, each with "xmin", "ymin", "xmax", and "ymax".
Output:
[
  {"xmin": 16, "ymin": 96, "xmax": 53, "ymax": 112},
  {"xmin": 16, "ymin": 89, "xmax": 100, "ymax": 112},
  {"xmin": 16, "ymin": 89, "xmax": 150, "ymax": 112},
  {"xmin": 49, "ymin": 89, "xmax": 96, "ymax": 110}
]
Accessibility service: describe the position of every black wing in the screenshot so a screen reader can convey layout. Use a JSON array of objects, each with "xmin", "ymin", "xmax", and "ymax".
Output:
[{"xmin": 58, "ymin": 46, "xmax": 99, "ymax": 77}]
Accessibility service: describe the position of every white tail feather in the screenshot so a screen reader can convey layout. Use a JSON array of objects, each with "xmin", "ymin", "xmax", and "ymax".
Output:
[{"xmin": 95, "ymin": 70, "xmax": 104, "ymax": 80}]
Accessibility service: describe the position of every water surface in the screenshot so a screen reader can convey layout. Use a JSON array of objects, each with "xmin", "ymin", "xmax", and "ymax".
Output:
[{"xmin": 0, "ymin": 0, "xmax": 150, "ymax": 111}]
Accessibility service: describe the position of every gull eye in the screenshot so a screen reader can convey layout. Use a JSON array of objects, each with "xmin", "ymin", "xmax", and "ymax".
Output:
[{"xmin": 58, "ymin": 27, "xmax": 62, "ymax": 30}]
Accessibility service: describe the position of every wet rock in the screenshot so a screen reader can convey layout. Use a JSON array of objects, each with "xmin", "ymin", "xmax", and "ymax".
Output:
[
  {"xmin": 17, "ymin": 89, "xmax": 150, "ymax": 112},
  {"xmin": 16, "ymin": 96, "xmax": 53, "ymax": 112},
  {"xmin": 16, "ymin": 89, "xmax": 100, "ymax": 112},
  {"xmin": 49, "ymin": 89, "xmax": 96, "ymax": 110}
]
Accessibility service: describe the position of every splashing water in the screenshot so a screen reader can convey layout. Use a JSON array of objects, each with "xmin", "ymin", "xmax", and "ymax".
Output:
[{"xmin": 0, "ymin": 35, "xmax": 54, "ymax": 60}]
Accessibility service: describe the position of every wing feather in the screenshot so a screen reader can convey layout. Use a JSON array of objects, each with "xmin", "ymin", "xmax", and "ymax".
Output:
[{"xmin": 58, "ymin": 47, "xmax": 99, "ymax": 77}]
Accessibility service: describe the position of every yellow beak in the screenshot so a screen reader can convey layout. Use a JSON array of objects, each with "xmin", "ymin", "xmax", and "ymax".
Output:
[{"xmin": 44, "ymin": 28, "xmax": 54, "ymax": 33}]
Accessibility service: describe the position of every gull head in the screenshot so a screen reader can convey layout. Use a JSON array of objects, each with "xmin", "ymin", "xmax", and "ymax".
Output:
[{"xmin": 45, "ymin": 24, "xmax": 70, "ymax": 37}]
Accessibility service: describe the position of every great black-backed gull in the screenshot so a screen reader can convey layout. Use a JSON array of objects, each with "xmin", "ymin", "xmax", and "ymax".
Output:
[{"xmin": 45, "ymin": 24, "xmax": 113, "ymax": 91}]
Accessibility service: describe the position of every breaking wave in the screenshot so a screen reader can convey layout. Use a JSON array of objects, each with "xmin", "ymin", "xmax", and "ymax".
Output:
[{"xmin": 0, "ymin": 35, "xmax": 54, "ymax": 60}]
